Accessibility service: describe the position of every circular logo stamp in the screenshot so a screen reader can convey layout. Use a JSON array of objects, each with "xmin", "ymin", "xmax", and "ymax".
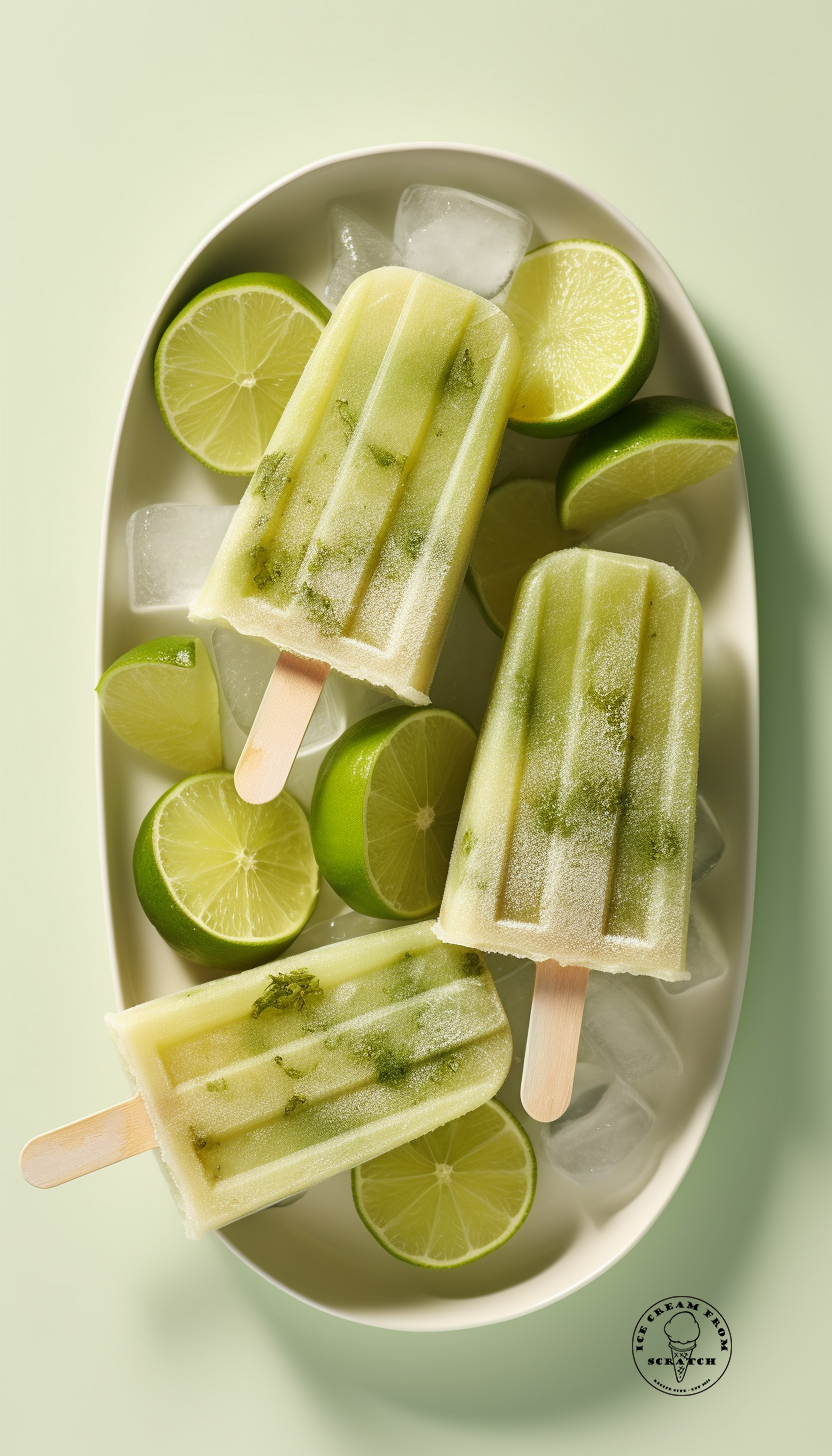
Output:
[{"xmin": 632, "ymin": 1296, "xmax": 732, "ymax": 1396}]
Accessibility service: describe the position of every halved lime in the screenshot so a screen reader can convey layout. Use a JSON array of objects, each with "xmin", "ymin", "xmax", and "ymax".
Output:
[
  {"xmin": 134, "ymin": 771, "xmax": 318, "ymax": 969},
  {"xmin": 468, "ymin": 477, "xmax": 580, "ymax": 635},
  {"xmin": 97, "ymin": 636, "xmax": 222, "ymax": 773},
  {"xmin": 557, "ymin": 394, "xmax": 740, "ymax": 533},
  {"xmin": 503, "ymin": 240, "xmax": 659, "ymax": 436},
  {"xmin": 352, "ymin": 1100, "xmax": 536, "ymax": 1268},
  {"xmin": 310, "ymin": 707, "xmax": 476, "ymax": 920},
  {"xmin": 154, "ymin": 273, "xmax": 330, "ymax": 475}
]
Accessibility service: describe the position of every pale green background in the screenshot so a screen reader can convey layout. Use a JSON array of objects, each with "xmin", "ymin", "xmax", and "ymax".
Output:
[{"xmin": 2, "ymin": 0, "xmax": 830, "ymax": 1450}]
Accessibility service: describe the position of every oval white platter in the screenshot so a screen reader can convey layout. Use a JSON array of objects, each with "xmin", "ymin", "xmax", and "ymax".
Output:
[{"xmin": 98, "ymin": 143, "xmax": 758, "ymax": 1331}]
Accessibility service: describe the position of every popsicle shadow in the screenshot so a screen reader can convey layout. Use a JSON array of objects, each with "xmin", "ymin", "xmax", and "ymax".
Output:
[{"xmin": 212, "ymin": 330, "xmax": 813, "ymax": 1428}]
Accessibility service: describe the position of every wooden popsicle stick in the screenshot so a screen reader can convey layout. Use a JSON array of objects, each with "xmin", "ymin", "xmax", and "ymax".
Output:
[
  {"xmin": 234, "ymin": 651, "xmax": 330, "ymax": 805},
  {"xmin": 19, "ymin": 1093, "xmax": 157, "ymax": 1189},
  {"xmin": 521, "ymin": 960, "xmax": 589, "ymax": 1123}
]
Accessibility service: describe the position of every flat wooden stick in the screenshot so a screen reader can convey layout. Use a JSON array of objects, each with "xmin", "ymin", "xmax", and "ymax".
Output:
[
  {"xmin": 521, "ymin": 960, "xmax": 589, "ymax": 1123},
  {"xmin": 20, "ymin": 1093, "xmax": 157, "ymax": 1189},
  {"xmin": 234, "ymin": 651, "xmax": 330, "ymax": 805}
]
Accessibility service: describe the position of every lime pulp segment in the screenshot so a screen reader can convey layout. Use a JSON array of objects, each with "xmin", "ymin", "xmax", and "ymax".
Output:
[
  {"xmin": 154, "ymin": 273, "xmax": 330, "ymax": 475},
  {"xmin": 352, "ymin": 1100, "xmax": 536, "ymax": 1268}
]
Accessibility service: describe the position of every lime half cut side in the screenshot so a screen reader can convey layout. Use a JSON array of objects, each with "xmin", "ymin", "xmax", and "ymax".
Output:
[
  {"xmin": 352, "ymin": 1100, "xmax": 536, "ymax": 1268},
  {"xmin": 557, "ymin": 394, "xmax": 740, "ymax": 533},
  {"xmin": 96, "ymin": 636, "xmax": 222, "ymax": 773},
  {"xmin": 133, "ymin": 771, "xmax": 319, "ymax": 969},
  {"xmin": 503, "ymin": 240, "xmax": 659, "ymax": 437},
  {"xmin": 468, "ymin": 477, "xmax": 580, "ymax": 634},
  {"xmin": 154, "ymin": 273, "xmax": 330, "ymax": 475},
  {"xmin": 310, "ymin": 707, "xmax": 477, "ymax": 920}
]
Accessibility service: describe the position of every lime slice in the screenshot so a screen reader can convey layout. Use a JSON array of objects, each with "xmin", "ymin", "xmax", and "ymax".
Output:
[
  {"xmin": 310, "ymin": 707, "xmax": 476, "ymax": 919},
  {"xmin": 557, "ymin": 394, "xmax": 740, "ymax": 533},
  {"xmin": 468, "ymin": 477, "xmax": 580, "ymax": 634},
  {"xmin": 97, "ymin": 636, "xmax": 222, "ymax": 773},
  {"xmin": 352, "ymin": 1100, "xmax": 536, "ymax": 1268},
  {"xmin": 154, "ymin": 273, "xmax": 330, "ymax": 475},
  {"xmin": 503, "ymin": 240, "xmax": 659, "ymax": 436},
  {"xmin": 133, "ymin": 771, "xmax": 318, "ymax": 969}
]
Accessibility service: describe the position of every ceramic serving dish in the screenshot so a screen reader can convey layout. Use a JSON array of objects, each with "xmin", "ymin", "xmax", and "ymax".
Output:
[{"xmin": 98, "ymin": 143, "xmax": 758, "ymax": 1330}]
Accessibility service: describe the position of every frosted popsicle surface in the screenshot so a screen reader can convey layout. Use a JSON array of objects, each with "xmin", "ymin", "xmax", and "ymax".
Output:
[
  {"xmin": 439, "ymin": 548, "xmax": 702, "ymax": 979},
  {"xmin": 106, "ymin": 922, "xmax": 511, "ymax": 1237},
  {"xmin": 192, "ymin": 268, "xmax": 520, "ymax": 704}
]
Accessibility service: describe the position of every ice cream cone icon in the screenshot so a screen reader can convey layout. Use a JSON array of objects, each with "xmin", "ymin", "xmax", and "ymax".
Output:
[{"xmin": 664, "ymin": 1311, "xmax": 700, "ymax": 1383}]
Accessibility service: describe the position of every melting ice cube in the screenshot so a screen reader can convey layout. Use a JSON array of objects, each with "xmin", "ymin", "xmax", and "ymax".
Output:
[
  {"xmin": 324, "ymin": 205, "xmax": 402, "ymax": 307},
  {"xmin": 541, "ymin": 1076, "xmax": 654, "ymax": 1183},
  {"xmin": 394, "ymin": 185, "xmax": 533, "ymax": 299},
  {"xmin": 126, "ymin": 504, "xmax": 236, "ymax": 610},
  {"xmin": 692, "ymin": 793, "xmax": 725, "ymax": 883},
  {"xmin": 212, "ymin": 627, "xmax": 344, "ymax": 749},
  {"xmin": 584, "ymin": 502, "xmax": 696, "ymax": 577},
  {"xmin": 664, "ymin": 894, "xmax": 730, "ymax": 995},
  {"xmin": 579, "ymin": 972, "xmax": 683, "ymax": 1084}
]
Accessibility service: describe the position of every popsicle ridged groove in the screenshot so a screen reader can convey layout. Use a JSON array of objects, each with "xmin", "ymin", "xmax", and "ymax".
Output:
[
  {"xmin": 191, "ymin": 268, "xmax": 520, "ymax": 704},
  {"xmin": 438, "ymin": 548, "xmax": 702, "ymax": 980},
  {"xmin": 106, "ymin": 923, "xmax": 511, "ymax": 1236}
]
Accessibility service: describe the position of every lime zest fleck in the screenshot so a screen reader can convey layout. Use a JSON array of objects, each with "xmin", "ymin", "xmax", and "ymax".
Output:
[{"xmin": 251, "ymin": 970, "xmax": 321, "ymax": 1018}]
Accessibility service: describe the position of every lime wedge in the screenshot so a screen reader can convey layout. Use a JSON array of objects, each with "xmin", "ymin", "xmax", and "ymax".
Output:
[
  {"xmin": 154, "ymin": 273, "xmax": 329, "ymax": 475},
  {"xmin": 468, "ymin": 477, "xmax": 579, "ymax": 634},
  {"xmin": 97, "ymin": 636, "xmax": 222, "ymax": 773},
  {"xmin": 557, "ymin": 394, "xmax": 739, "ymax": 533},
  {"xmin": 310, "ymin": 707, "xmax": 476, "ymax": 919},
  {"xmin": 503, "ymin": 240, "xmax": 659, "ymax": 436},
  {"xmin": 352, "ymin": 1100, "xmax": 536, "ymax": 1268},
  {"xmin": 133, "ymin": 772, "xmax": 318, "ymax": 969}
]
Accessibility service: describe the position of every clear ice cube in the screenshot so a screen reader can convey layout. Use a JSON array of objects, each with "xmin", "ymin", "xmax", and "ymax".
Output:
[
  {"xmin": 579, "ymin": 972, "xmax": 683, "ymax": 1084},
  {"xmin": 541, "ymin": 1076, "xmax": 654, "ymax": 1183},
  {"xmin": 324, "ymin": 205, "xmax": 402, "ymax": 307},
  {"xmin": 664, "ymin": 894, "xmax": 730, "ymax": 995},
  {"xmin": 212, "ymin": 627, "xmax": 344, "ymax": 748},
  {"xmin": 584, "ymin": 502, "xmax": 696, "ymax": 577},
  {"xmin": 692, "ymin": 793, "xmax": 725, "ymax": 883},
  {"xmin": 394, "ymin": 185, "xmax": 533, "ymax": 299},
  {"xmin": 126, "ymin": 504, "xmax": 236, "ymax": 610}
]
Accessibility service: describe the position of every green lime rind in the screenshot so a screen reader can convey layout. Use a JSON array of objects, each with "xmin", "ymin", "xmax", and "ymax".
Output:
[
  {"xmin": 154, "ymin": 272, "xmax": 330, "ymax": 476},
  {"xmin": 467, "ymin": 476, "xmax": 580, "ymax": 636},
  {"xmin": 504, "ymin": 239, "xmax": 660, "ymax": 438},
  {"xmin": 96, "ymin": 636, "xmax": 222, "ymax": 773},
  {"xmin": 133, "ymin": 772, "xmax": 318, "ymax": 970},
  {"xmin": 557, "ymin": 394, "xmax": 739, "ymax": 533},
  {"xmin": 351, "ymin": 1100, "xmax": 537, "ymax": 1269},
  {"xmin": 310, "ymin": 706, "xmax": 477, "ymax": 921},
  {"xmin": 98, "ymin": 636, "xmax": 199, "ymax": 675}
]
